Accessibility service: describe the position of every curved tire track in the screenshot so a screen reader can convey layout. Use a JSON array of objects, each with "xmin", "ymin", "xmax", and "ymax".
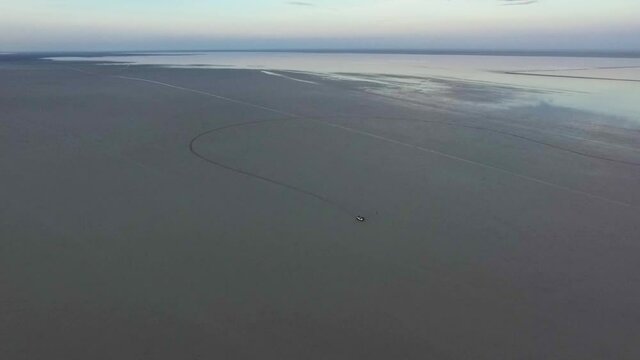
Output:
[
  {"xmin": 188, "ymin": 119, "xmax": 361, "ymax": 218},
  {"xmin": 65, "ymin": 67, "xmax": 635, "ymax": 210}
]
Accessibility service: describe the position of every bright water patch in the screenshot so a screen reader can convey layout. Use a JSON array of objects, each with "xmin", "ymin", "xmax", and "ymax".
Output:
[{"xmin": 47, "ymin": 52, "xmax": 640, "ymax": 121}]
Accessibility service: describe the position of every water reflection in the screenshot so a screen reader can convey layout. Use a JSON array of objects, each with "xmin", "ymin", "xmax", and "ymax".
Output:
[{"xmin": 48, "ymin": 52, "xmax": 640, "ymax": 121}]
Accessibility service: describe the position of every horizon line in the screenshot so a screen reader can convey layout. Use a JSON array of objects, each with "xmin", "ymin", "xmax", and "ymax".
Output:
[{"xmin": 4, "ymin": 48, "xmax": 640, "ymax": 59}]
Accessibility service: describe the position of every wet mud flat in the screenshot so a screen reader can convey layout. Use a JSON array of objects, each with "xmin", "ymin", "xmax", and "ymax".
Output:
[{"xmin": 1, "ymin": 57, "xmax": 640, "ymax": 359}]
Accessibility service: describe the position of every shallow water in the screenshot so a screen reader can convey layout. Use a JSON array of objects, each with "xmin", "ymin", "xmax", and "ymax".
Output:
[
  {"xmin": 49, "ymin": 52, "xmax": 640, "ymax": 121},
  {"xmin": 5, "ymin": 52, "xmax": 640, "ymax": 359}
]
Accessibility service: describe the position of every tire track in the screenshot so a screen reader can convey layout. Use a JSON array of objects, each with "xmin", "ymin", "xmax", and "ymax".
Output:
[
  {"xmin": 66, "ymin": 66, "xmax": 636, "ymax": 211},
  {"xmin": 314, "ymin": 115, "xmax": 640, "ymax": 167},
  {"xmin": 188, "ymin": 119, "xmax": 363, "ymax": 219}
]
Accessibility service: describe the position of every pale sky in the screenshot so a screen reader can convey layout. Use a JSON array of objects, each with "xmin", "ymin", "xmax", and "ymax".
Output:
[{"xmin": 1, "ymin": 0, "xmax": 639, "ymax": 51}]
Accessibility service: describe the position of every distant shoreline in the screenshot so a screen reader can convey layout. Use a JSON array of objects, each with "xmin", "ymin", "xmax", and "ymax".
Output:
[{"xmin": 3, "ymin": 49, "xmax": 640, "ymax": 59}]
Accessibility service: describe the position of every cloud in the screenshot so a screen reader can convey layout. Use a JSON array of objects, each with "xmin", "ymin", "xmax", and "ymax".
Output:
[
  {"xmin": 500, "ymin": 0, "xmax": 538, "ymax": 5},
  {"xmin": 287, "ymin": 1, "xmax": 315, "ymax": 6}
]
